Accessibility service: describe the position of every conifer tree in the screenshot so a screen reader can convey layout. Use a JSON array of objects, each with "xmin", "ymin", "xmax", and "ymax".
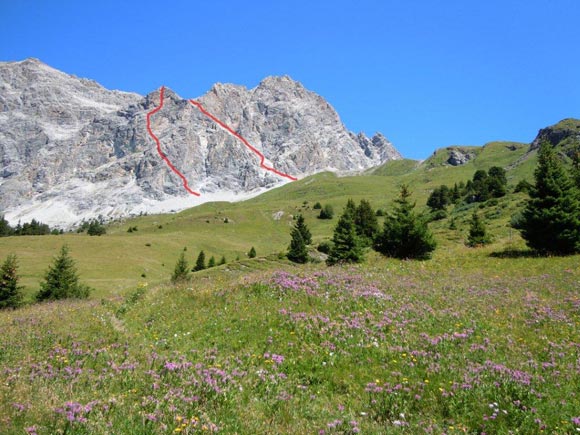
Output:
[
  {"xmin": 288, "ymin": 226, "xmax": 308, "ymax": 264},
  {"xmin": 326, "ymin": 210, "xmax": 364, "ymax": 265},
  {"xmin": 193, "ymin": 250, "xmax": 206, "ymax": 271},
  {"xmin": 467, "ymin": 211, "xmax": 491, "ymax": 247},
  {"xmin": 354, "ymin": 199, "xmax": 379, "ymax": 245},
  {"xmin": 374, "ymin": 185, "xmax": 436, "ymax": 259},
  {"xmin": 248, "ymin": 247, "xmax": 257, "ymax": 258},
  {"xmin": 451, "ymin": 183, "xmax": 461, "ymax": 203},
  {"xmin": 171, "ymin": 251, "xmax": 190, "ymax": 282},
  {"xmin": 572, "ymin": 145, "xmax": 580, "ymax": 189},
  {"xmin": 344, "ymin": 199, "xmax": 357, "ymax": 218},
  {"xmin": 208, "ymin": 256, "xmax": 216, "ymax": 268},
  {"xmin": 517, "ymin": 142, "xmax": 580, "ymax": 255},
  {"xmin": 219, "ymin": 255, "xmax": 227, "ymax": 265},
  {"xmin": 318, "ymin": 204, "xmax": 334, "ymax": 219},
  {"xmin": 0, "ymin": 216, "xmax": 13, "ymax": 237},
  {"xmin": 0, "ymin": 254, "xmax": 23, "ymax": 309},
  {"xmin": 295, "ymin": 214, "xmax": 312, "ymax": 245},
  {"xmin": 427, "ymin": 185, "xmax": 451, "ymax": 211},
  {"xmin": 36, "ymin": 246, "xmax": 90, "ymax": 301},
  {"xmin": 87, "ymin": 219, "xmax": 106, "ymax": 236}
]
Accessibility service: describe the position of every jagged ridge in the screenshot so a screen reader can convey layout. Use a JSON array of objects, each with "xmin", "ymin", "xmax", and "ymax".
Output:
[{"xmin": 0, "ymin": 59, "xmax": 401, "ymax": 227}]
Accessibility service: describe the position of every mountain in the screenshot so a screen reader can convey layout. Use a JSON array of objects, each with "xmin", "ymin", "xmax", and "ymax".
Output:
[
  {"xmin": 530, "ymin": 118, "xmax": 580, "ymax": 154},
  {"xmin": 0, "ymin": 59, "xmax": 401, "ymax": 227}
]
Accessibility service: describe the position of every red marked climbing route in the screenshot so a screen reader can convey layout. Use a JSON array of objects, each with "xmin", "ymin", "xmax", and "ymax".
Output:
[
  {"xmin": 188, "ymin": 99, "xmax": 297, "ymax": 182},
  {"xmin": 146, "ymin": 86, "xmax": 201, "ymax": 196},
  {"xmin": 146, "ymin": 86, "xmax": 297, "ymax": 197}
]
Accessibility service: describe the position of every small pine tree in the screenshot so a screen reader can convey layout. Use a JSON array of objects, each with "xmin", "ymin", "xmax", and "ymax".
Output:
[
  {"xmin": 344, "ymin": 199, "xmax": 357, "ymax": 218},
  {"xmin": 374, "ymin": 185, "xmax": 436, "ymax": 260},
  {"xmin": 313, "ymin": 202, "xmax": 322, "ymax": 210},
  {"xmin": 193, "ymin": 250, "xmax": 206, "ymax": 271},
  {"xmin": 451, "ymin": 183, "xmax": 461, "ymax": 203},
  {"xmin": 318, "ymin": 204, "xmax": 334, "ymax": 220},
  {"xmin": 514, "ymin": 179, "xmax": 533, "ymax": 193},
  {"xmin": 248, "ymin": 247, "xmax": 257, "ymax": 258},
  {"xmin": 467, "ymin": 211, "xmax": 491, "ymax": 247},
  {"xmin": 171, "ymin": 251, "xmax": 190, "ymax": 282},
  {"xmin": 219, "ymin": 255, "xmax": 227, "ymax": 265},
  {"xmin": 0, "ymin": 215, "xmax": 13, "ymax": 237},
  {"xmin": 487, "ymin": 166, "xmax": 507, "ymax": 198},
  {"xmin": 427, "ymin": 185, "xmax": 451, "ymax": 211},
  {"xmin": 354, "ymin": 199, "xmax": 379, "ymax": 244},
  {"xmin": 295, "ymin": 214, "xmax": 312, "ymax": 245},
  {"xmin": 0, "ymin": 254, "xmax": 23, "ymax": 309},
  {"xmin": 326, "ymin": 210, "xmax": 364, "ymax": 266},
  {"xmin": 36, "ymin": 246, "xmax": 90, "ymax": 301},
  {"xmin": 288, "ymin": 225, "xmax": 309, "ymax": 264},
  {"xmin": 87, "ymin": 220, "xmax": 106, "ymax": 236},
  {"xmin": 572, "ymin": 144, "xmax": 580, "ymax": 189},
  {"xmin": 449, "ymin": 217, "xmax": 457, "ymax": 230},
  {"xmin": 517, "ymin": 142, "xmax": 580, "ymax": 255},
  {"xmin": 208, "ymin": 256, "xmax": 216, "ymax": 268}
]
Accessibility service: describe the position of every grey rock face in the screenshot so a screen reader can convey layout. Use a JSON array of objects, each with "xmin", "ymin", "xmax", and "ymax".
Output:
[
  {"xmin": 0, "ymin": 59, "xmax": 401, "ymax": 227},
  {"xmin": 446, "ymin": 148, "xmax": 475, "ymax": 166},
  {"xmin": 530, "ymin": 118, "xmax": 580, "ymax": 154}
]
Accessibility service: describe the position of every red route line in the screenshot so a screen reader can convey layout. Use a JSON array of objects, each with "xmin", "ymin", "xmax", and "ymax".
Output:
[
  {"xmin": 188, "ymin": 99, "xmax": 298, "ymax": 181},
  {"xmin": 146, "ymin": 86, "xmax": 200, "ymax": 196}
]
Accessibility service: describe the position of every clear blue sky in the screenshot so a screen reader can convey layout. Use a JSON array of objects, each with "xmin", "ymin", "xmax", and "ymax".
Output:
[{"xmin": 1, "ymin": 0, "xmax": 579, "ymax": 159}]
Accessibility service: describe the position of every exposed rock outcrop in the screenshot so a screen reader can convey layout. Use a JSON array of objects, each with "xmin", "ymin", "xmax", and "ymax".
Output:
[{"xmin": 0, "ymin": 59, "xmax": 402, "ymax": 227}]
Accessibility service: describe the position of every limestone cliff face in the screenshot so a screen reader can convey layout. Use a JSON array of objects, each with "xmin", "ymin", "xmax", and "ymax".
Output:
[{"xmin": 0, "ymin": 58, "xmax": 401, "ymax": 226}]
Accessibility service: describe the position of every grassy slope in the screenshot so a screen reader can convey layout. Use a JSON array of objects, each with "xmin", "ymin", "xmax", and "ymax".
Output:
[
  {"xmin": 0, "ymin": 141, "xmax": 534, "ymax": 299},
  {"xmin": 1, "ymin": 246, "xmax": 578, "ymax": 434},
  {"xmin": 2, "ymin": 140, "xmax": 580, "ymax": 433}
]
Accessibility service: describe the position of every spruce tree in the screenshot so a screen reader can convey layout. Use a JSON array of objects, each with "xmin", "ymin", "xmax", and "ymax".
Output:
[
  {"xmin": 219, "ymin": 255, "xmax": 227, "ymax": 265},
  {"xmin": 208, "ymin": 256, "xmax": 216, "ymax": 268},
  {"xmin": 193, "ymin": 250, "xmax": 206, "ymax": 271},
  {"xmin": 0, "ymin": 254, "xmax": 23, "ymax": 309},
  {"xmin": 487, "ymin": 166, "xmax": 507, "ymax": 198},
  {"xmin": 318, "ymin": 204, "xmax": 334, "ymax": 220},
  {"xmin": 374, "ymin": 185, "xmax": 436, "ymax": 259},
  {"xmin": 326, "ymin": 210, "xmax": 364, "ymax": 266},
  {"xmin": 572, "ymin": 145, "xmax": 580, "ymax": 189},
  {"xmin": 0, "ymin": 216, "xmax": 13, "ymax": 237},
  {"xmin": 517, "ymin": 142, "xmax": 580, "ymax": 255},
  {"xmin": 295, "ymin": 214, "xmax": 312, "ymax": 245},
  {"xmin": 467, "ymin": 211, "xmax": 491, "ymax": 247},
  {"xmin": 87, "ymin": 220, "xmax": 106, "ymax": 236},
  {"xmin": 36, "ymin": 246, "xmax": 90, "ymax": 301},
  {"xmin": 427, "ymin": 186, "xmax": 451, "ymax": 211},
  {"xmin": 288, "ymin": 227, "xmax": 308, "ymax": 264},
  {"xmin": 354, "ymin": 199, "xmax": 379, "ymax": 245},
  {"xmin": 248, "ymin": 247, "xmax": 257, "ymax": 258},
  {"xmin": 171, "ymin": 251, "xmax": 189, "ymax": 282},
  {"xmin": 451, "ymin": 183, "xmax": 461, "ymax": 203},
  {"xmin": 344, "ymin": 199, "xmax": 357, "ymax": 218}
]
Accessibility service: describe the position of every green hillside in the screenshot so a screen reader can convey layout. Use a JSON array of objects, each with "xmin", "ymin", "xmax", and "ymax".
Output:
[
  {"xmin": 2, "ymin": 135, "xmax": 580, "ymax": 434},
  {"xmin": 0, "ymin": 140, "xmax": 538, "ymax": 298}
]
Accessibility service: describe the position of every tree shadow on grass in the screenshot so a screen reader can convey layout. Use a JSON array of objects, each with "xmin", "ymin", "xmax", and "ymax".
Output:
[{"xmin": 489, "ymin": 249, "xmax": 541, "ymax": 259}]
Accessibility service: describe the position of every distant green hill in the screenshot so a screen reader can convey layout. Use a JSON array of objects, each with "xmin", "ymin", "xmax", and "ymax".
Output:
[{"xmin": 1, "ymin": 119, "xmax": 578, "ymax": 298}]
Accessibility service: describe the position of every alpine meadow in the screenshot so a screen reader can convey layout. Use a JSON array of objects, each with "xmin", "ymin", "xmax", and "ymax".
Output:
[{"xmin": 1, "ymin": 112, "xmax": 580, "ymax": 434}]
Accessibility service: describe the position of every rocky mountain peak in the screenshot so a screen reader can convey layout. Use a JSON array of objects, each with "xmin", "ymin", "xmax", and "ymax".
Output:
[{"xmin": 0, "ymin": 60, "xmax": 402, "ymax": 227}]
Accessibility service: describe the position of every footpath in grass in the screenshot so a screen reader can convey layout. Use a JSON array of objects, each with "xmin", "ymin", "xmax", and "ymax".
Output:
[{"xmin": 1, "ymin": 251, "xmax": 579, "ymax": 434}]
